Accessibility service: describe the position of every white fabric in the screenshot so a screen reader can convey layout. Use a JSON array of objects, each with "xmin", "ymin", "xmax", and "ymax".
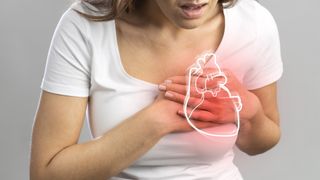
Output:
[{"xmin": 40, "ymin": 0, "xmax": 283, "ymax": 179}]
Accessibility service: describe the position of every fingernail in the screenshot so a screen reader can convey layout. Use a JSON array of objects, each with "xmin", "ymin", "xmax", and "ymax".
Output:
[
  {"xmin": 158, "ymin": 84, "xmax": 166, "ymax": 91},
  {"xmin": 165, "ymin": 91, "xmax": 174, "ymax": 98},
  {"xmin": 164, "ymin": 79, "xmax": 172, "ymax": 84}
]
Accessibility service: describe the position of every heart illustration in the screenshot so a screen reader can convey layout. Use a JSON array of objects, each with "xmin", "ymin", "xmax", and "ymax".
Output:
[{"xmin": 183, "ymin": 52, "xmax": 242, "ymax": 137}]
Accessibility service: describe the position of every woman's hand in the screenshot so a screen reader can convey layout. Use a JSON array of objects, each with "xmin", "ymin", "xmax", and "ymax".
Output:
[
  {"xmin": 149, "ymin": 91, "xmax": 222, "ymax": 134},
  {"xmin": 158, "ymin": 68, "xmax": 262, "ymax": 125}
]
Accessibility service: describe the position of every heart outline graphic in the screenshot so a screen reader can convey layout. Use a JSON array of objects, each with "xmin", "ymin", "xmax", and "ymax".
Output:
[{"xmin": 183, "ymin": 52, "xmax": 242, "ymax": 137}]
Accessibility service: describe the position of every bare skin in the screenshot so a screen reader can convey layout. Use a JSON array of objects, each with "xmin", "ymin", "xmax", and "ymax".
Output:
[{"xmin": 30, "ymin": 0, "xmax": 281, "ymax": 179}]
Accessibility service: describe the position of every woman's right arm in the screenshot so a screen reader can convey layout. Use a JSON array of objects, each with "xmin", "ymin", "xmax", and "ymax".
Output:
[
  {"xmin": 30, "ymin": 90, "xmax": 215, "ymax": 180},
  {"xmin": 30, "ymin": 90, "xmax": 167, "ymax": 180}
]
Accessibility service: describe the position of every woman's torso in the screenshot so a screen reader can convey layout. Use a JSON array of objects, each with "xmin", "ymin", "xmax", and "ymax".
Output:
[
  {"xmin": 86, "ymin": 12, "xmax": 240, "ymax": 180},
  {"xmin": 75, "ymin": 0, "xmax": 263, "ymax": 179}
]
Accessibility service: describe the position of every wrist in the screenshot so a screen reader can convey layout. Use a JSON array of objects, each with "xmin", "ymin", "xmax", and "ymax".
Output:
[{"xmin": 144, "ymin": 102, "xmax": 173, "ymax": 136}]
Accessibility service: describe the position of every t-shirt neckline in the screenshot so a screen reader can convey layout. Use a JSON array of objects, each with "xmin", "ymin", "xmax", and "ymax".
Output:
[{"xmin": 112, "ymin": 7, "xmax": 231, "ymax": 88}]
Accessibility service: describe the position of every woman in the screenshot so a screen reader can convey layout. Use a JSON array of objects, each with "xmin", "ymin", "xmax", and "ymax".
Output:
[{"xmin": 30, "ymin": 0, "xmax": 283, "ymax": 179}]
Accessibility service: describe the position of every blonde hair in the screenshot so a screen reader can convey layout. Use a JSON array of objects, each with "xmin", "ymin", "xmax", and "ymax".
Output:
[{"xmin": 76, "ymin": 0, "xmax": 237, "ymax": 21}]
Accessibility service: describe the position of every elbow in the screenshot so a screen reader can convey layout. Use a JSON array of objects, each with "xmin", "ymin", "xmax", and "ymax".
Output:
[
  {"xmin": 30, "ymin": 159, "xmax": 113, "ymax": 180},
  {"xmin": 30, "ymin": 165, "xmax": 64, "ymax": 180},
  {"xmin": 30, "ymin": 158, "xmax": 40, "ymax": 180},
  {"xmin": 30, "ymin": 166, "xmax": 47, "ymax": 180},
  {"xmin": 243, "ymin": 148, "xmax": 270, "ymax": 156},
  {"xmin": 237, "ymin": 128, "xmax": 281, "ymax": 156},
  {"xmin": 30, "ymin": 160, "xmax": 56, "ymax": 180},
  {"xmin": 237, "ymin": 145, "xmax": 268, "ymax": 156},
  {"xmin": 239, "ymin": 141, "xmax": 279, "ymax": 156}
]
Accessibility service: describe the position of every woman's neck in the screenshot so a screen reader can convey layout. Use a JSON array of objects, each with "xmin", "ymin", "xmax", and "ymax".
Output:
[
  {"xmin": 117, "ymin": 1, "xmax": 225, "ymax": 51},
  {"xmin": 129, "ymin": 0, "xmax": 223, "ymax": 40}
]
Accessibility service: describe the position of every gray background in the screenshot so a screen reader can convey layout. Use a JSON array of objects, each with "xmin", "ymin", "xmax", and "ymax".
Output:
[{"xmin": 0, "ymin": 0, "xmax": 319, "ymax": 179}]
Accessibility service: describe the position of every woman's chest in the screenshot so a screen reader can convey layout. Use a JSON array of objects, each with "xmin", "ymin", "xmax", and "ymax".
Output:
[
  {"xmin": 115, "ymin": 24, "xmax": 222, "ymax": 84},
  {"xmin": 121, "ymin": 51, "xmax": 192, "ymax": 84}
]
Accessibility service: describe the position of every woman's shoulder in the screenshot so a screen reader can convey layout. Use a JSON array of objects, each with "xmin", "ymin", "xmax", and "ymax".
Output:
[
  {"xmin": 61, "ymin": 1, "xmax": 114, "ymax": 25},
  {"xmin": 225, "ymin": 0, "xmax": 279, "ymax": 47},
  {"xmin": 55, "ymin": 2, "xmax": 116, "ymax": 44},
  {"xmin": 234, "ymin": 0, "xmax": 279, "ymax": 33},
  {"xmin": 70, "ymin": 1, "xmax": 110, "ymax": 18},
  {"xmin": 234, "ymin": 0, "xmax": 274, "ymax": 16}
]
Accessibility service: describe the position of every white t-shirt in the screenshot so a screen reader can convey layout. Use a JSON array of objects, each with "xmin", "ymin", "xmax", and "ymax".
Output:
[{"xmin": 41, "ymin": 0, "xmax": 283, "ymax": 179}]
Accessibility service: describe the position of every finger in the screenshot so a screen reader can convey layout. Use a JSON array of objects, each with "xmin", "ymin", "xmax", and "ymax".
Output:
[
  {"xmin": 158, "ymin": 82, "xmax": 186, "ymax": 93},
  {"xmin": 159, "ymin": 81, "xmax": 227, "ymax": 100},
  {"xmin": 177, "ymin": 118, "xmax": 221, "ymax": 131},
  {"xmin": 164, "ymin": 91, "xmax": 214, "ymax": 110},
  {"xmin": 177, "ymin": 109, "xmax": 219, "ymax": 122},
  {"xmin": 164, "ymin": 90, "xmax": 191, "ymax": 104},
  {"xmin": 190, "ymin": 120, "xmax": 221, "ymax": 129},
  {"xmin": 164, "ymin": 91, "xmax": 200, "ymax": 106},
  {"xmin": 164, "ymin": 89, "xmax": 234, "ymax": 112},
  {"xmin": 160, "ymin": 83, "xmax": 203, "ymax": 98},
  {"xmin": 164, "ymin": 76, "xmax": 186, "ymax": 85},
  {"xmin": 187, "ymin": 109, "xmax": 237, "ymax": 124},
  {"xmin": 165, "ymin": 75, "xmax": 208, "ymax": 88}
]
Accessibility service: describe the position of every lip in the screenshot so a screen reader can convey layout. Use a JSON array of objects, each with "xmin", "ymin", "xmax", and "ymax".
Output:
[{"xmin": 179, "ymin": 3, "xmax": 208, "ymax": 19}]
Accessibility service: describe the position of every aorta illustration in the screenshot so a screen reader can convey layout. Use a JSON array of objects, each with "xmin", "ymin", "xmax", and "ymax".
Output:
[{"xmin": 184, "ymin": 52, "xmax": 242, "ymax": 137}]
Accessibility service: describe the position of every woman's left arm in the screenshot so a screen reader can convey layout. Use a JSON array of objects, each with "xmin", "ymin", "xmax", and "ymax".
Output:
[
  {"xmin": 236, "ymin": 82, "xmax": 281, "ymax": 155},
  {"xmin": 159, "ymin": 72, "xmax": 281, "ymax": 155}
]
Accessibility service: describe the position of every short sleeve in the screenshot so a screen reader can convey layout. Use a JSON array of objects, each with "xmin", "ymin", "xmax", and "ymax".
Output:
[
  {"xmin": 40, "ymin": 8, "xmax": 91, "ymax": 97},
  {"xmin": 243, "ymin": 3, "xmax": 283, "ymax": 90}
]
